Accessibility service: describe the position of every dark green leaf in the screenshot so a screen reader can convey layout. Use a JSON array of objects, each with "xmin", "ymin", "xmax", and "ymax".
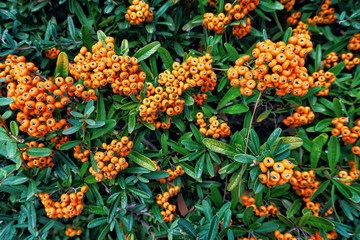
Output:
[
  {"xmin": 134, "ymin": 41, "xmax": 161, "ymax": 62},
  {"xmin": 26, "ymin": 147, "xmax": 52, "ymax": 157},
  {"xmin": 128, "ymin": 151, "xmax": 157, "ymax": 171},
  {"xmin": 178, "ymin": 219, "xmax": 196, "ymax": 239},
  {"xmin": 158, "ymin": 47, "xmax": 173, "ymax": 69},
  {"xmin": 202, "ymin": 138, "xmax": 237, "ymax": 157}
]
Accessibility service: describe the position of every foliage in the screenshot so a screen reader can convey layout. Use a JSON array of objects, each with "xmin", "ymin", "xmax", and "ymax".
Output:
[{"xmin": 1, "ymin": 0, "xmax": 360, "ymax": 239}]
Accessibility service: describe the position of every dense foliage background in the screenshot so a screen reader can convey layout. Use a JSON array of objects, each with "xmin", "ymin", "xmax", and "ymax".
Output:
[{"xmin": 1, "ymin": 0, "xmax": 360, "ymax": 239}]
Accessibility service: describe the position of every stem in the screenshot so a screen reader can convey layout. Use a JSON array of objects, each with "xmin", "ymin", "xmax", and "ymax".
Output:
[
  {"xmin": 238, "ymin": 92, "xmax": 262, "ymax": 200},
  {"xmin": 245, "ymin": 93, "xmax": 262, "ymax": 153}
]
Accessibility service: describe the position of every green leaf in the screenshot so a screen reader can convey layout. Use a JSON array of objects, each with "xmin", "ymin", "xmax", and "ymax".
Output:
[
  {"xmin": 254, "ymin": 221, "xmax": 279, "ymax": 233},
  {"xmin": 158, "ymin": 47, "xmax": 173, "ymax": 70},
  {"xmin": 286, "ymin": 199, "xmax": 302, "ymax": 218},
  {"xmin": 128, "ymin": 187, "xmax": 151, "ymax": 199},
  {"xmin": 311, "ymin": 180, "xmax": 330, "ymax": 201},
  {"xmin": 243, "ymin": 206, "xmax": 254, "ymax": 226},
  {"xmin": 282, "ymin": 27, "xmax": 292, "ymax": 43},
  {"xmin": 134, "ymin": 41, "xmax": 161, "ymax": 62},
  {"xmin": 26, "ymin": 147, "xmax": 52, "ymax": 157},
  {"xmin": 299, "ymin": 211, "xmax": 312, "ymax": 227},
  {"xmin": 265, "ymin": 128, "xmax": 282, "ymax": 148},
  {"xmin": 310, "ymin": 133, "xmax": 328, "ymax": 168},
  {"xmin": 209, "ymin": 184, "xmax": 223, "ymax": 208},
  {"xmin": 97, "ymin": 30, "xmax": 107, "ymax": 46},
  {"xmin": 277, "ymin": 214, "xmax": 294, "ymax": 228},
  {"xmin": 87, "ymin": 205, "xmax": 108, "ymax": 215},
  {"xmin": 256, "ymin": 109, "xmax": 272, "ymax": 123},
  {"xmin": 217, "ymin": 86, "xmax": 241, "ymax": 109},
  {"xmin": 0, "ymin": 97, "xmax": 14, "ymax": 106},
  {"xmin": 91, "ymin": 119, "xmax": 116, "ymax": 140},
  {"xmin": 108, "ymin": 194, "xmax": 120, "ymax": 222},
  {"xmin": 224, "ymin": 43, "xmax": 239, "ymax": 61},
  {"xmin": 207, "ymin": 215, "xmax": 220, "ymax": 240},
  {"xmin": 259, "ymin": 0, "xmax": 284, "ymax": 12},
  {"xmin": 128, "ymin": 112, "xmax": 136, "ymax": 134},
  {"xmin": 277, "ymin": 137, "xmax": 303, "ymax": 150},
  {"xmin": 314, "ymin": 44, "xmax": 322, "ymax": 72},
  {"xmin": 328, "ymin": 136, "xmax": 340, "ymax": 173},
  {"xmin": 81, "ymin": 25, "xmax": 94, "ymax": 50},
  {"xmin": 202, "ymin": 138, "xmax": 237, "ymax": 157},
  {"xmin": 219, "ymin": 104, "xmax": 249, "ymax": 115},
  {"xmin": 2, "ymin": 176, "xmax": 28, "ymax": 185},
  {"xmin": 306, "ymin": 216, "xmax": 334, "ymax": 231},
  {"xmin": 332, "ymin": 98, "xmax": 343, "ymax": 117},
  {"xmin": 59, "ymin": 140, "xmax": 82, "ymax": 151},
  {"xmin": 26, "ymin": 180, "xmax": 37, "ymax": 200},
  {"xmin": 128, "ymin": 151, "xmax": 157, "ymax": 171},
  {"xmin": 54, "ymin": 52, "xmax": 69, "ymax": 78},
  {"xmin": 10, "ymin": 121, "xmax": 18, "ymax": 137},
  {"xmin": 328, "ymin": 61, "xmax": 345, "ymax": 76},
  {"xmin": 227, "ymin": 168, "xmax": 243, "ymax": 191},
  {"xmin": 195, "ymin": 154, "xmax": 205, "ymax": 180},
  {"xmin": 314, "ymin": 118, "xmax": 332, "ymax": 132},
  {"xmin": 67, "ymin": 15, "xmax": 76, "ymax": 40},
  {"xmin": 178, "ymin": 219, "xmax": 196, "ymax": 239},
  {"xmin": 84, "ymin": 99, "xmax": 95, "ymax": 117},
  {"xmin": 233, "ymin": 154, "xmax": 256, "ymax": 164},
  {"xmin": 62, "ymin": 124, "xmax": 82, "ymax": 135}
]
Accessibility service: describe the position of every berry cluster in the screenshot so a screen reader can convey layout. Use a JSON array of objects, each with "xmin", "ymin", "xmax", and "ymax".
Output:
[
  {"xmin": 292, "ymin": 21, "xmax": 311, "ymax": 36},
  {"xmin": 241, "ymin": 195, "xmax": 279, "ymax": 217},
  {"xmin": 283, "ymin": 106, "xmax": 315, "ymax": 127},
  {"xmin": 65, "ymin": 225, "xmax": 82, "ymax": 237},
  {"xmin": 341, "ymin": 52, "xmax": 360, "ymax": 70},
  {"xmin": 237, "ymin": 237, "xmax": 261, "ymax": 240},
  {"xmin": 289, "ymin": 170, "xmax": 320, "ymax": 203},
  {"xmin": 312, "ymin": 70, "xmax": 335, "ymax": 96},
  {"xmin": 125, "ymin": 0, "xmax": 154, "ymax": 25},
  {"xmin": 307, "ymin": 0, "xmax": 336, "ymax": 25},
  {"xmin": 38, "ymin": 185, "xmax": 88, "ymax": 219},
  {"xmin": 44, "ymin": 47, "xmax": 60, "ymax": 60},
  {"xmin": 202, "ymin": 12, "xmax": 231, "ymax": 34},
  {"xmin": 138, "ymin": 54, "xmax": 216, "ymax": 129},
  {"xmin": 279, "ymin": 0, "xmax": 296, "ymax": 11},
  {"xmin": 228, "ymin": 30, "xmax": 314, "ymax": 97},
  {"xmin": 323, "ymin": 51, "xmax": 339, "ymax": 69},
  {"xmin": 195, "ymin": 112, "xmax": 231, "ymax": 139},
  {"xmin": 274, "ymin": 230, "xmax": 297, "ymax": 240},
  {"xmin": 258, "ymin": 157, "xmax": 295, "ymax": 188},
  {"xmin": 158, "ymin": 165, "xmax": 185, "ymax": 184},
  {"xmin": 156, "ymin": 186, "xmax": 181, "ymax": 222},
  {"xmin": 331, "ymin": 117, "xmax": 360, "ymax": 144},
  {"xmin": 22, "ymin": 141, "xmax": 54, "ymax": 168},
  {"xmin": 90, "ymin": 136, "xmax": 133, "ymax": 182},
  {"xmin": 304, "ymin": 200, "xmax": 331, "ymax": 216},
  {"xmin": 73, "ymin": 144, "xmax": 91, "ymax": 163},
  {"xmin": 192, "ymin": 93, "xmax": 207, "ymax": 106},
  {"xmin": 50, "ymin": 135, "xmax": 70, "ymax": 150},
  {"xmin": 202, "ymin": 1, "xmax": 259, "ymax": 38},
  {"xmin": 138, "ymin": 82, "xmax": 185, "ymax": 128},
  {"xmin": 1, "ymin": 55, "xmax": 70, "ymax": 137},
  {"xmin": 338, "ymin": 161, "xmax": 360, "ymax": 185},
  {"xmin": 69, "ymin": 37, "xmax": 146, "ymax": 99},
  {"xmin": 232, "ymin": 18, "xmax": 252, "ymax": 39},
  {"xmin": 274, "ymin": 230, "xmax": 338, "ymax": 240},
  {"xmin": 348, "ymin": 33, "xmax": 360, "ymax": 51},
  {"xmin": 286, "ymin": 12, "xmax": 301, "ymax": 26},
  {"xmin": 308, "ymin": 231, "xmax": 338, "ymax": 240}
]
